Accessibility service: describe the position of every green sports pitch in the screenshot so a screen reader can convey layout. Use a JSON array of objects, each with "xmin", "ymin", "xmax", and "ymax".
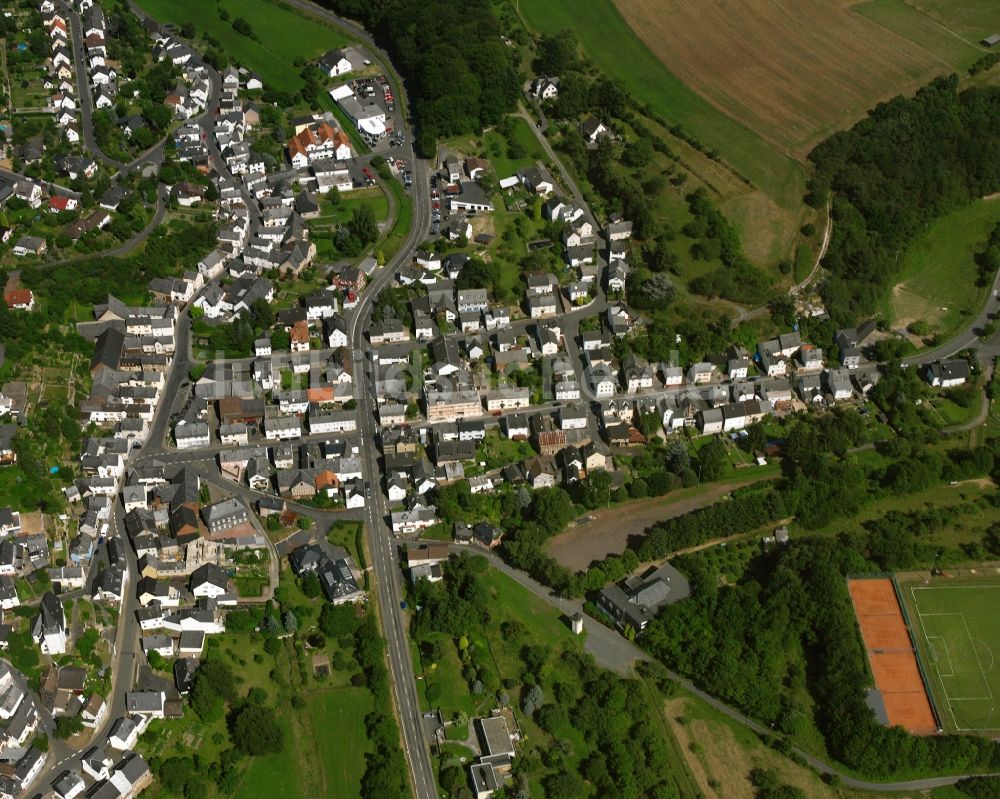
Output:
[{"xmin": 903, "ymin": 580, "xmax": 1000, "ymax": 732}]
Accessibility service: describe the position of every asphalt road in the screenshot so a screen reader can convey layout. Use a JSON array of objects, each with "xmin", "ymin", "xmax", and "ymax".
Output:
[
  {"xmin": 41, "ymin": 185, "xmax": 168, "ymax": 268},
  {"xmin": 65, "ymin": 2, "xmax": 127, "ymax": 172},
  {"xmin": 459, "ymin": 546, "xmax": 1000, "ymax": 792},
  {"xmin": 44, "ymin": 1, "xmax": 998, "ymax": 794},
  {"xmin": 244, "ymin": 2, "xmax": 443, "ymax": 795},
  {"xmin": 348, "ymin": 151, "xmax": 437, "ymax": 799},
  {"xmin": 20, "ymin": 297, "xmax": 178, "ymax": 799}
]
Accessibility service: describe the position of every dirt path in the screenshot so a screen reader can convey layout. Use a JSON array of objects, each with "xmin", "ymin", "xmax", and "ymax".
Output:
[
  {"xmin": 732, "ymin": 197, "xmax": 831, "ymax": 327},
  {"xmin": 793, "ymin": 196, "xmax": 833, "ymax": 294},
  {"xmin": 546, "ymin": 475, "xmax": 775, "ymax": 571}
]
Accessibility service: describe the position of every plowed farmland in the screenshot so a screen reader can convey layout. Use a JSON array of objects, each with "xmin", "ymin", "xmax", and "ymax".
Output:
[{"xmin": 613, "ymin": 0, "xmax": 958, "ymax": 156}]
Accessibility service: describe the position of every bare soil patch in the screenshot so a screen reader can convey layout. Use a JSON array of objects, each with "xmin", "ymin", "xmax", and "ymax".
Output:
[
  {"xmin": 614, "ymin": 0, "xmax": 951, "ymax": 156},
  {"xmin": 546, "ymin": 476, "xmax": 773, "ymax": 570}
]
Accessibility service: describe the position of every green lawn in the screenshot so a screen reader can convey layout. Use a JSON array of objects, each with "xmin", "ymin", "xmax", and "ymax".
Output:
[
  {"xmin": 232, "ymin": 686, "xmax": 373, "ymax": 799},
  {"xmin": 901, "ymin": 577, "xmax": 1000, "ymax": 732},
  {"xmin": 140, "ymin": 614, "xmax": 375, "ymax": 799},
  {"xmin": 234, "ymin": 715, "xmax": 302, "ymax": 799},
  {"xmin": 416, "ymin": 633, "xmax": 486, "ymax": 718},
  {"xmin": 380, "ymin": 177, "xmax": 413, "ymax": 261},
  {"xmin": 517, "ymin": 0, "xmax": 804, "ymax": 210},
  {"xmin": 484, "ymin": 116, "xmax": 547, "ymax": 180},
  {"xmin": 135, "ymin": 0, "xmax": 351, "ymax": 94},
  {"xmin": 898, "ymin": 0, "xmax": 1000, "ymax": 40},
  {"xmin": 326, "ymin": 521, "xmax": 363, "ymax": 563},
  {"xmin": 234, "ymin": 575, "xmax": 268, "ymax": 597},
  {"xmin": 926, "ymin": 390, "xmax": 984, "ymax": 428},
  {"xmin": 479, "ymin": 568, "xmax": 577, "ymax": 644},
  {"xmin": 317, "ymin": 188, "xmax": 389, "ymax": 225},
  {"xmin": 476, "ymin": 431, "xmax": 536, "ymax": 470},
  {"xmin": 304, "ymin": 689, "xmax": 373, "ymax": 798},
  {"xmin": 888, "ymin": 198, "xmax": 1000, "ymax": 338}
]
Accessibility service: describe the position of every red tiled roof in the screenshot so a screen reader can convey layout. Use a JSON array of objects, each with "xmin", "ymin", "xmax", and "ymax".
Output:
[
  {"xmin": 307, "ymin": 387, "xmax": 335, "ymax": 403},
  {"xmin": 4, "ymin": 289, "xmax": 33, "ymax": 308}
]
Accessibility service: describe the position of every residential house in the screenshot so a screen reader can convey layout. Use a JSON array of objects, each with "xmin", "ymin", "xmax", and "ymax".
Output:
[
  {"xmin": 597, "ymin": 563, "xmax": 689, "ymax": 633},
  {"xmin": 926, "ymin": 359, "xmax": 970, "ymax": 388},
  {"xmin": 33, "ymin": 592, "xmax": 67, "ymax": 655}
]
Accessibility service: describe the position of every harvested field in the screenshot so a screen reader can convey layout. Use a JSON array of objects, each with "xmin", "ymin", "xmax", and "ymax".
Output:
[
  {"xmin": 614, "ymin": 0, "xmax": 955, "ymax": 156},
  {"xmin": 546, "ymin": 476, "xmax": 774, "ymax": 570},
  {"xmin": 848, "ymin": 578, "xmax": 938, "ymax": 735}
]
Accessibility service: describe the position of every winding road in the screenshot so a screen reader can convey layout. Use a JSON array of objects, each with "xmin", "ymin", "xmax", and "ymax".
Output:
[
  {"xmin": 43, "ymin": 185, "xmax": 168, "ymax": 267},
  {"xmin": 33, "ymin": 0, "xmax": 1000, "ymax": 795},
  {"xmin": 240, "ymin": 1, "xmax": 440, "ymax": 795},
  {"xmin": 462, "ymin": 544, "xmax": 998, "ymax": 792},
  {"xmin": 346, "ymin": 152, "xmax": 437, "ymax": 798}
]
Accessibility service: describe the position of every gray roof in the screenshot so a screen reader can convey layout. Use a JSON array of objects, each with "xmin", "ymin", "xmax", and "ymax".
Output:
[
  {"xmin": 125, "ymin": 691, "xmax": 163, "ymax": 712},
  {"xmin": 191, "ymin": 563, "xmax": 229, "ymax": 590}
]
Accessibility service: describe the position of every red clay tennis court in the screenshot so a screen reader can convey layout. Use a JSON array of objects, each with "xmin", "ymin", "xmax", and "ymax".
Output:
[{"xmin": 848, "ymin": 578, "xmax": 938, "ymax": 735}]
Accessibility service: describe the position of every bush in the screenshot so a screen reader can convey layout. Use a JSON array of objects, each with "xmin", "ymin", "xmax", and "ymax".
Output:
[{"xmin": 229, "ymin": 702, "xmax": 283, "ymax": 756}]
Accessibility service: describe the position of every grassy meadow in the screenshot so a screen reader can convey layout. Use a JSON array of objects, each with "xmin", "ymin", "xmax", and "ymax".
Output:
[
  {"xmin": 888, "ymin": 197, "xmax": 1000, "ymax": 337},
  {"xmin": 135, "ymin": 0, "xmax": 350, "ymax": 93}
]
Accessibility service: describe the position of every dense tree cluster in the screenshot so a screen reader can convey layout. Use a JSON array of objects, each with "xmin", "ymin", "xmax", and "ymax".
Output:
[
  {"xmin": 808, "ymin": 75, "xmax": 1000, "ymax": 323},
  {"xmin": 750, "ymin": 768, "xmax": 805, "ymax": 799},
  {"xmin": 319, "ymin": 0, "xmax": 519, "ymax": 155},
  {"xmin": 337, "ymin": 205, "xmax": 379, "ymax": 257},
  {"xmin": 19, "ymin": 220, "xmax": 216, "ymax": 310},
  {"xmin": 411, "ymin": 552, "xmax": 489, "ymax": 639},
  {"xmin": 645, "ymin": 538, "xmax": 1000, "ymax": 777},
  {"xmin": 353, "ymin": 613, "xmax": 410, "ymax": 798},
  {"xmin": 414, "ymin": 555, "xmax": 680, "ymax": 798},
  {"xmin": 685, "ymin": 188, "xmax": 772, "ymax": 304},
  {"xmin": 956, "ymin": 776, "xmax": 1000, "ymax": 797},
  {"xmin": 228, "ymin": 698, "xmax": 283, "ymax": 756},
  {"xmin": 976, "ymin": 223, "xmax": 1000, "ymax": 288},
  {"xmin": 194, "ymin": 297, "xmax": 281, "ymax": 358},
  {"xmin": 190, "ymin": 658, "xmax": 239, "ymax": 722},
  {"xmin": 104, "ymin": 0, "xmax": 150, "ymax": 75},
  {"xmin": 968, "ymin": 52, "xmax": 1000, "ymax": 77},
  {"xmin": 561, "ymin": 670, "xmax": 678, "ymax": 798}
]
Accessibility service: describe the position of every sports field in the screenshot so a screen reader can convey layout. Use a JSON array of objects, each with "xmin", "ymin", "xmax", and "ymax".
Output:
[
  {"xmin": 904, "ymin": 578, "xmax": 1000, "ymax": 732},
  {"xmin": 848, "ymin": 579, "xmax": 938, "ymax": 734},
  {"xmin": 613, "ymin": 0, "xmax": 970, "ymax": 157}
]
